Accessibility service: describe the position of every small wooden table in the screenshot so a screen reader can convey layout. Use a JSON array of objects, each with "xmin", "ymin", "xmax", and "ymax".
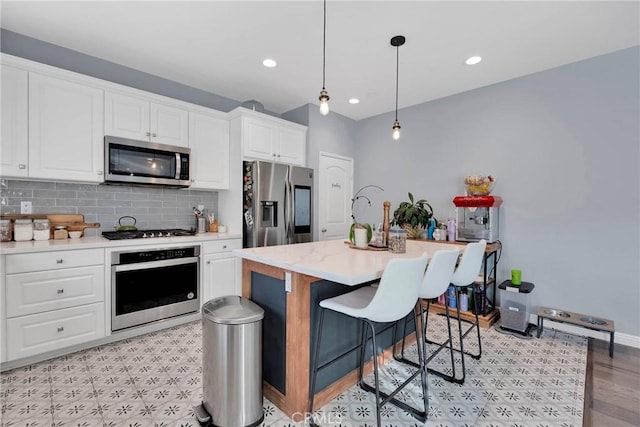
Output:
[{"xmin": 536, "ymin": 306, "xmax": 615, "ymax": 357}]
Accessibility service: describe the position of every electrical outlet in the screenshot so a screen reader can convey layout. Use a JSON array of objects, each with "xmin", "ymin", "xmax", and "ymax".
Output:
[{"xmin": 20, "ymin": 201, "xmax": 32, "ymax": 214}]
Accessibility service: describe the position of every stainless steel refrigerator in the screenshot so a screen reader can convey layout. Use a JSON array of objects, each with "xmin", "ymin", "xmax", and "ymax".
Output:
[{"xmin": 243, "ymin": 161, "xmax": 313, "ymax": 248}]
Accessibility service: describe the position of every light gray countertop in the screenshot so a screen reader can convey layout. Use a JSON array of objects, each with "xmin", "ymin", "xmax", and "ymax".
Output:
[
  {"xmin": 233, "ymin": 239, "xmax": 462, "ymax": 286},
  {"xmin": 0, "ymin": 232, "xmax": 241, "ymax": 255}
]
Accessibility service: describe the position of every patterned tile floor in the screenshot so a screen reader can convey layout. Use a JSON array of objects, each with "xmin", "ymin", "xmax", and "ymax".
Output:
[{"xmin": 0, "ymin": 314, "xmax": 587, "ymax": 427}]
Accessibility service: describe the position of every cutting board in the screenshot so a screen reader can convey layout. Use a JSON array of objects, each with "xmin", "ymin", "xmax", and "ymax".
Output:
[{"xmin": 0, "ymin": 214, "xmax": 100, "ymax": 238}]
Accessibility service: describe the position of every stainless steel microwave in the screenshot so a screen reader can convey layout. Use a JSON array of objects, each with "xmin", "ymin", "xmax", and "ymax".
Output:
[{"xmin": 104, "ymin": 136, "xmax": 191, "ymax": 188}]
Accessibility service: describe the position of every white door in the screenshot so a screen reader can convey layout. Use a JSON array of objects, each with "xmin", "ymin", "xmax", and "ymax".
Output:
[{"xmin": 318, "ymin": 152, "xmax": 353, "ymax": 241}]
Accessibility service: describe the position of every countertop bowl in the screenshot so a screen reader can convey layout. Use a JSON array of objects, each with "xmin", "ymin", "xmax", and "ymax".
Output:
[{"xmin": 68, "ymin": 231, "xmax": 82, "ymax": 239}]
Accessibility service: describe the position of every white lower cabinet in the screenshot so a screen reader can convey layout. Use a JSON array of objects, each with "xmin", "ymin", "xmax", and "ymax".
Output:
[
  {"xmin": 3, "ymin": 249, "xmax": 105, "ymax": 363},
  {"xmin": 6, "ymin": 303, "xmax": 105, "ymax": 361},
  {"xmin": 202, "ymin": 239, "xmax": 242, "ymax": 303}
]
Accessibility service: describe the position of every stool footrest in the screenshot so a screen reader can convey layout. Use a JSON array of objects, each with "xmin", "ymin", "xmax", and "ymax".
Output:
[{"xmin": 359, "ymin": 379, "xmax": 427, "ymax": 423}]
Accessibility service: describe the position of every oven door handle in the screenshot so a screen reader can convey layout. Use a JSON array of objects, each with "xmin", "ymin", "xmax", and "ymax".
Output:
[{"xmin": 112, "ymin": 257, "xmax": 199, "ymax": 272}]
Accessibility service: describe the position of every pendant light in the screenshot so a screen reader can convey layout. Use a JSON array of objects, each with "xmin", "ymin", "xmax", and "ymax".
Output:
[
  {"xmin": 390, "ymin": 35, "xmax": 405, "ymax": 140},
  {"xmin": 318, "ymin": 0, "xmax": 330, "ymax": 115}
]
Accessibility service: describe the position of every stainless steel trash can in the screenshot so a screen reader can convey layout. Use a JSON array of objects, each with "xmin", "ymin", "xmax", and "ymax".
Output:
[{"xmin": 200, "ymin": 295, "xmax": 264, "ymax": 427}]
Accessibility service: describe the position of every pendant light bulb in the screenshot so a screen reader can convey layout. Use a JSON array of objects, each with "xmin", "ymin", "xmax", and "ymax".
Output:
[
  {"xmin": 319, "ymin": 90, "xmax": 330, "ymax": 116},
  {"xmin": 392, "ymin": 121, "xmax": 401, "ymax": 141},
  {"xmin": 318, "ymin": 0, "xmax": 330, "ymax": 116},
  {"xmin": 390, "ymin": 35, "xmax": 405, "ymax": 141}
]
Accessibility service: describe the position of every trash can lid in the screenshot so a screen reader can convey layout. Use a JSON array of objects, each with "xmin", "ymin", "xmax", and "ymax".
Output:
[{"xmin": 203, "ymin": 295, "xmax": 264, "ymax": 324}]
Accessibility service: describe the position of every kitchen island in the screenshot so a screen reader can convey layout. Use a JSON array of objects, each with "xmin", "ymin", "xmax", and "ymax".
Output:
[{"xmin": 233, "ymin": 239, "xmax": 461, "ymax": 417}]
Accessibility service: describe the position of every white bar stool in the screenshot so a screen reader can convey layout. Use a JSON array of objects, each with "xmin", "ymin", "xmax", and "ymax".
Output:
[
  {"xmin": 426, "ymin": 239, "xmax": 487, "ymax": 384},
  {"xmin": 307, "ymin": 254, "xmax": 429, "ymax": 427},
  {"xmin": 394, "ymin": 249, "xmax": 461, "ymax": 381}
]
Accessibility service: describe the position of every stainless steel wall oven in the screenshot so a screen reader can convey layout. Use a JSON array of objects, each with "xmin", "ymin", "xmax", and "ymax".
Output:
[{"xmin": 111, "ymin": 246, "xmax": 200, "ymax": 332}]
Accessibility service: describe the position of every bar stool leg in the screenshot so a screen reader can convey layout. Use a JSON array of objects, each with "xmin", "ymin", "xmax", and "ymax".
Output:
[
  {"xmin": 360, "ymin": 319, "xmax": 382, "ymax": 427},
  {"xmin": 415, "ymin": 306, "xmax": 429, "ymax": 415}
]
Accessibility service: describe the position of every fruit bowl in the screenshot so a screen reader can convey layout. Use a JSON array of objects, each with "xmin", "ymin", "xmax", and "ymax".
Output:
[{"xmin": 464, "ymin": 175, "xmax": 495, "ymax": 196}]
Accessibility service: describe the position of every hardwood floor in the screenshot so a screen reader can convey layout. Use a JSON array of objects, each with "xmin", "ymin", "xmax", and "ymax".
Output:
[{"xmin": 584, "ymin": 338, "xmax": 640, "ymax": 426}]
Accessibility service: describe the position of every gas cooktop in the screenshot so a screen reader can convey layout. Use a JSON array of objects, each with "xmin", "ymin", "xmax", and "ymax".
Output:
[{"xmin": 102, "ymin": 229, "xmax": 196, "ymax": 240}]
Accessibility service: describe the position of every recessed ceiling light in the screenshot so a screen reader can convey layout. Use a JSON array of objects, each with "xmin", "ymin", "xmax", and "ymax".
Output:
[
  {"xmin": 262, "ymin": 58, "xmax": 277, "ymax": 68},
  {"xmin": 348, "ymin": 98, "xmax": 360, "ymax": 104},
  {"xmin": 465, "ymin": 56, "xmax": 482, "ymax": 65}
]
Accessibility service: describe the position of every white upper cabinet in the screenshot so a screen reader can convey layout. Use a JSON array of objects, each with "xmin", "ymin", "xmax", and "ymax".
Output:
[
  {"xmin": 0, "ymin": 65, "xmax": 29, "ymax": 178},
  {"xmin": 233, "ymin": 108, "xmax": 307, "ymax": 166},
  {"xmin": 28, "ymin": 73, "xmax": 104, "ymax": 183},
  {"xmin": 188, "ymin": 110, "xmax": 230, "ymax": 190},
  {"xmin": 105, "ymin": 91, "xmax": 188, "ymax": 147}
]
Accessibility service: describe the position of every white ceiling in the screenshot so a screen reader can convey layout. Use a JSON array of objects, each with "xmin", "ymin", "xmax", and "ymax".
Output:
[{"xmin": 2, "ymin": 1, "xmax": 638, "ymax": 120}]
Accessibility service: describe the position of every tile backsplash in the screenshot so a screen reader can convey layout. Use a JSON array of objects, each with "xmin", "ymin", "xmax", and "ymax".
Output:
[{"xmin": 0, "ymin": 179, "xmax": 218, "ymax": 236}]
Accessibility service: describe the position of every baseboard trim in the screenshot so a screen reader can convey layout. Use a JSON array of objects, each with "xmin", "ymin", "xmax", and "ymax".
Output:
[{"xmin": 528, "ymin": 314, "xmax": 640, "ymax": 349}]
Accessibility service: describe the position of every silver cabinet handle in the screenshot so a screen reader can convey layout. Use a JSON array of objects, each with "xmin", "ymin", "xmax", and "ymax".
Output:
[
  {"xmin": 57, "ymin": 327, "xmax": 64, "ymax": 333},
  {"xmin": 322, "ymin": 228, "xmax": 327, "ymax": 233},
  {"xmin": 145, "ymin": 132, "xmax": 151, "ymax": 137},
  {"xmin": 151, "ymin": 133, "xmax": 157, "ymax": 138},
  {"xmin": 18, "ymin": 164, "xmax": 26, "ymax": 169},
  {"xmin": 206, "ymin": 260, "xmax": 211, "ymax": 264},
  {"xmin": 97, "ymin": 171, "xmax": 103, "ymax": 175},
  {"xmin": 277, "ymin": 154, "xmax": 281, "ymax": 158},
  {"xmin": 57, "ymin": 289, "xmax": 64, "ymax": 294},
  {"xmin": 56, "ymin": 259, "xmax": 63, "ymax": 264},
  {"xmin": 222, "ymin": 245, "xmax": 227, "ymax": 249}
]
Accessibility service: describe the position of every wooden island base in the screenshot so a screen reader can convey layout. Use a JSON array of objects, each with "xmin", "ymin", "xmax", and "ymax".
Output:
[{"xmin": 241, "ymin": 259, "xmax": 419, "ymax": 418}]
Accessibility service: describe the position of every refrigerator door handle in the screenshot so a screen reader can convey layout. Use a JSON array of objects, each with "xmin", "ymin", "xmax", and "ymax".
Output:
[{"xmin": 284, "ymin": 172, "xmax": 294, "ymax": 243}]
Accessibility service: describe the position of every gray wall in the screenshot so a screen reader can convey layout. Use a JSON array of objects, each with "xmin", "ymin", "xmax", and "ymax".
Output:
[
  {"xmin": 0, "ymin": 180, "xmax": 217, "ymax": 236},
  {"xmin": 355, "ymin": 47, "xmax": 640, "ymax": 336}
]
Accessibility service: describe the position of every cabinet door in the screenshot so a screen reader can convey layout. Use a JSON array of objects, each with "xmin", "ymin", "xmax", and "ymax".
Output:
[
  {"xmin": 105, "ymin": 91, "xmax": 150, "ymax": 140},
  {"xmin": 0, "ymin": 65, "xmax": 29, "ymax": 178},
  {"xmin": 28, "ymin": 73, "xmax": 104, "ymax": 182},
  {"xmin": 276, "ymin": 126, "xmax": 306, "ymax": 166},
  {"xmin": 242, "ymin": 117, "xmax": 275, "ymax": 161},
  {"xmin": 151, "ymin": 103, "xmax": 188, "ymax": 147},
  {"xmin": 189, "ymin": 112, "xmax": 230, "ymax": 190},
  {"xmin": 203, "ymin": 253, "xmax": 240, "ymax": 302}
]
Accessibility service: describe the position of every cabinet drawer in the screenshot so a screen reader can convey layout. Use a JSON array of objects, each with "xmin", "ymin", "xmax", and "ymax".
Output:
[
  {"xmin": 6, "ymin": 265, "xmax": 104, "ymax": 317},
  {"xmin": 6, "ymin": 302, "xmax": 105, "ymax": 361},
  {"xmin": 6, "ymin": 249, "xmax": 104, "ymax": 274},
  {"xmin": 203, "ymin": 239, "xmax": 242, "ymax": 254}
]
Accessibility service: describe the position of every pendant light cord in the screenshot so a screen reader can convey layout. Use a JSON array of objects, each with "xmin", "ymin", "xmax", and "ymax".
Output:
[
  {"xmin": 322, "ymin": 0, "xmax": 327, "ymax": 90},
  {"xmin": 395, "ymin": 45, "xmax": 399, "ymax": 121}
]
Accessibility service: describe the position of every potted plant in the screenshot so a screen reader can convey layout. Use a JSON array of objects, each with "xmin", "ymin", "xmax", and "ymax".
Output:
[
  {"xmin": 348, "ymin": 185, "xmax": 383, "ymax": 245},
  {"xmin": 392, "ymin": 192, "xmax": 435, "ymax": 238}
]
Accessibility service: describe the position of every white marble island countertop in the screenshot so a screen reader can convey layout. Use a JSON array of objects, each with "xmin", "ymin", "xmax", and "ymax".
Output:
[{"xmin": 233, "ymin": 239, "xmax": 462, "ymax": 286}]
